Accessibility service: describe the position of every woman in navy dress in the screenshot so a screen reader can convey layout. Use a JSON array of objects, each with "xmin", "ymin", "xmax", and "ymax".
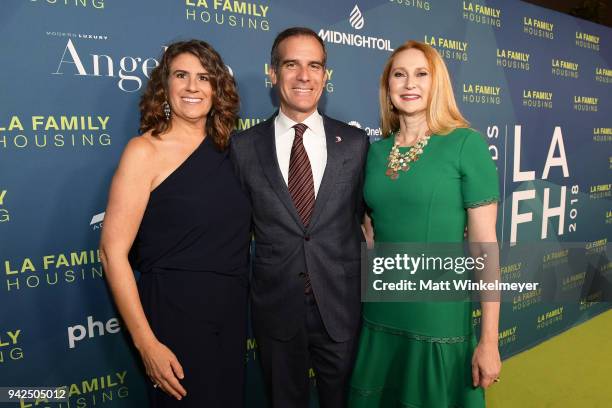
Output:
[{"xmin": 100, "ymin": 40, "xmax": 251, "ymax": 407}]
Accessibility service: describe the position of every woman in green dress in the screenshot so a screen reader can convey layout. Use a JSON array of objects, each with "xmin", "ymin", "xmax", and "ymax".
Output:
[{"xmin": 349, "ymin": 40, "xmax": 502, "ymax": 407}]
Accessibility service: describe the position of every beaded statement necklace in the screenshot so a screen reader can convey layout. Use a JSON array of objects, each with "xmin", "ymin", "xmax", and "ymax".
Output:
[{"xmin": 385, "ymin": 131, "xmax": 431, "ymax": 180}]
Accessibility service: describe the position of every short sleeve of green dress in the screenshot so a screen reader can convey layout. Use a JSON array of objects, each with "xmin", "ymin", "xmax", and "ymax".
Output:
[
  {"xmin": 349, "ymin": 128, "xmax": 499, "ymax": 408},
  {"xmin": 459, "ymin": 130, "xmax": 500, "ymax": 209}
]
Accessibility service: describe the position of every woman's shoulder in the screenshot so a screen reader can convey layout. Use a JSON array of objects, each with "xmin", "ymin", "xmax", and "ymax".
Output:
[
  {"xmin": 117, "ymin": 133, "xmax": 158, "ymax": 173},
  {"xmin": 445, "ymin": 128, "xmax": 494, "ymax": 164},
  {"xmin": 442, "ymin": 127, "xmax": 481, "ymax": 140},
  {"xmin": 437, "ymin": 127, "xmax": 487, "ymax": 150},
  {"xmin": 126, "ymin": 133, "xmax": 156, "ymax": 153}
]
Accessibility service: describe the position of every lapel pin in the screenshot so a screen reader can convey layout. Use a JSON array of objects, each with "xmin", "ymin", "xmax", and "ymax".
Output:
[{"xmin": 335, "ymin": 136, "xmax": 342, "ymax": 143}]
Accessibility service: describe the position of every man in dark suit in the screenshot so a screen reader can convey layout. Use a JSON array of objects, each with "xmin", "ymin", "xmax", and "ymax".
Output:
[{"xmin": 230, "ymin": 27, "xmax": 368, "ymax": 408}]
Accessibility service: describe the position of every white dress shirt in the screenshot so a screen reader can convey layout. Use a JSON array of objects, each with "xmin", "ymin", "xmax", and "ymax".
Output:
[{"xmin": 274, "ymin": 109, "xmax": 327, "ymax": 197}]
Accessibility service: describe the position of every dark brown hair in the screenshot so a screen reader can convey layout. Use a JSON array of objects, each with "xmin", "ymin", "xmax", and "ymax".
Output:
[
  {"xmin": 270, "ymin": 27, "xmax": 327, "ymax": 71},
  {"xmin": 139, "ymin": 40, "xmax": 239, "ymax": 150}
]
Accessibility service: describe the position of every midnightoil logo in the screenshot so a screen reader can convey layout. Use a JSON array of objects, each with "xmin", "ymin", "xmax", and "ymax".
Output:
[
  {"xmin": 349, "ymin": 5, "xmax": 364, "ymax": 30},
  {"xmin": 318, "ymin": 5, "xmax": 393, "ymax": 51}
]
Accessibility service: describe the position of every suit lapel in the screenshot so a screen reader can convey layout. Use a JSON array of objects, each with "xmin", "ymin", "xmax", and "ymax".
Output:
[
  {"xmin": 254, "ymin": 115, "xmax": 304, "ymax": 229},
  {"xmin": 309, "ymin": 115, "xmax": 343, "ymax": 230}
]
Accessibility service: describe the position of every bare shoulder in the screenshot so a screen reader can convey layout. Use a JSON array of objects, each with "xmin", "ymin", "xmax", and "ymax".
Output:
[
  {"xmin": 122, "ymin": 133, "xmax": 157, "ymax": 161},
  {"xmin": 120, "ymin": 133, "xmax": 159, "ymax": 166},
  {"xmin": 114, "ymin": 133, "xmax": 159, "ymax": 184}
]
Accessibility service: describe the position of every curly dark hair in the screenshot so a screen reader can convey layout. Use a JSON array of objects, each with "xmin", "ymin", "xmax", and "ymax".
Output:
[{"xmin": 139, "ymin": 40, "xmax": 239, "ymax": 150}]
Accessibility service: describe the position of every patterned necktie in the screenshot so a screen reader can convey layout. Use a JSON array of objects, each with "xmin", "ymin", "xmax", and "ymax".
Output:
[
  {"xmin": 288, "ymin": 123, "xmax": 315, "ymax": 227},
  {"xmin": 288, "ymin": 123, "xmax": 314, "ymax": 294}
]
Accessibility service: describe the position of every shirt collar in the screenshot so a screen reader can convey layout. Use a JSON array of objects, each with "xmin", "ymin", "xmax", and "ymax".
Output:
[{"xmin": 276, "ymin": 108, "xmax": 325, "ymax": 138}]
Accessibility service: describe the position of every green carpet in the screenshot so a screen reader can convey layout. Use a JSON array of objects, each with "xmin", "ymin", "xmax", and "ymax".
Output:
[{"xmin": 486, "ymin": 309, "xmax": 612, "ymax": 407}]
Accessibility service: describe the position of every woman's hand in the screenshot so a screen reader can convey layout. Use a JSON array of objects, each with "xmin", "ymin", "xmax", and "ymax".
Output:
[
  {"xmin": 471, "ymin": 340, "xmax": 501, "ymax": 389},
  {"xmin": 362, "ymin": 213, "xmax": 375, "ymax": 249},
  {"xmin": 138, "ymin": 339, "xmax": 187, "ymax": 400}
]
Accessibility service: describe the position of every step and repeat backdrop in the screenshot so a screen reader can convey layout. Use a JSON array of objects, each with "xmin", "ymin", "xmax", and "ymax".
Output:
[{"xmin": 1, "ymin": 0, "xmax": 610, "ymax": 406}]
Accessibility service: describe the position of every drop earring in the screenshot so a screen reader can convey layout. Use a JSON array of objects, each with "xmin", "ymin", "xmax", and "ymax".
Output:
[{"xmin": 163, "ymin": 101, "xmax": 171, "ymax": 121}]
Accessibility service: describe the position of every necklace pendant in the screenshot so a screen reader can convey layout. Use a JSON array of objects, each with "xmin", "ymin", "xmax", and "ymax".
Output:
[{"xmin": 385, "ymin": 131, "xmax": 431, "ymax": 180}]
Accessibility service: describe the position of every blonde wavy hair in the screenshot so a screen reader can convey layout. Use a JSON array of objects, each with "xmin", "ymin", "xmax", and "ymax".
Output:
[{"xmin": 380, "ymin": 40, "xmax": 469, "ymax": 136}]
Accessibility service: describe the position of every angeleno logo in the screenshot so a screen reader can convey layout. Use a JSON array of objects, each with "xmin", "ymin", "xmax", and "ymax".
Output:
[
  {"xmin": 349, "ymin": 5, "xmax": 364, "ymax": 30},
  {"xmin": 53, "ymin": 39, "xmax": 162, "ymax": 93}
]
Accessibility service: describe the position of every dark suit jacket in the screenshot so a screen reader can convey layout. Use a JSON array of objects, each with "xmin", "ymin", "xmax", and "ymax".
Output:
[{"xmin": 230, "ymin": 113, "xmax": 369, "ymax": 342}]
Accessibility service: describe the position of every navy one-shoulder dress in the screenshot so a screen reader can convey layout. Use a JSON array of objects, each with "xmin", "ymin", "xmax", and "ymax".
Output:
[{"xmin": 130, "ymin": 136, "xmax": 251, "ymax": 407}]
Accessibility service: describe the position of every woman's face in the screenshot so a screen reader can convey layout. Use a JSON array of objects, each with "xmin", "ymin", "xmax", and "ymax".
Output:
[
  {"xmin": 166, "ymin": 52, "xmax": 213, "ymax": 124},
  {"xmin": 388, "ymin": 48, "xmax": 432, "ymax": 118}
]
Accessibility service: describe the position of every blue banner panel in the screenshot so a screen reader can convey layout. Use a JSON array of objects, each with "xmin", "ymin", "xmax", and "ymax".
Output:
[{"xmin": 0, "ymin": 1, "xmax": 609, "ymax": 406}]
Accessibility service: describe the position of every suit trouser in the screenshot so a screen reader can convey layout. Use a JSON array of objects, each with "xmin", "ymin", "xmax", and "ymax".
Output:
[{"xmin": 254, "ymin": 292, "xmax": 359, "ymax": 408}]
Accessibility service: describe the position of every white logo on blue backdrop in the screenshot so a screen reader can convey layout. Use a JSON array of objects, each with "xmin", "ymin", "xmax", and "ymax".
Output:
[{"xmin": 350, "ymin": 5, "xmax": 365, "ymax": 30}]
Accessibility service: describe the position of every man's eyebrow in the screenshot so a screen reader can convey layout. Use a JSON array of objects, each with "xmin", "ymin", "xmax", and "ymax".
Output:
[{"xmin": 280, "ymin": 59, "xmax": 324, "ymax": 66}]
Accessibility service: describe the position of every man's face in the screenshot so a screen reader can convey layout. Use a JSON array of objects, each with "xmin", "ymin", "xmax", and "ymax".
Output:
[{"xmin": 270, "ymin": 35, "xmax": 327, "ymax": 123}]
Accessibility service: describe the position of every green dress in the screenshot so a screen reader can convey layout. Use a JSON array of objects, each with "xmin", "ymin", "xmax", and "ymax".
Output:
[{"xmin": 348, "ymin": 128, "xmax": 499, "ymax": 408}]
